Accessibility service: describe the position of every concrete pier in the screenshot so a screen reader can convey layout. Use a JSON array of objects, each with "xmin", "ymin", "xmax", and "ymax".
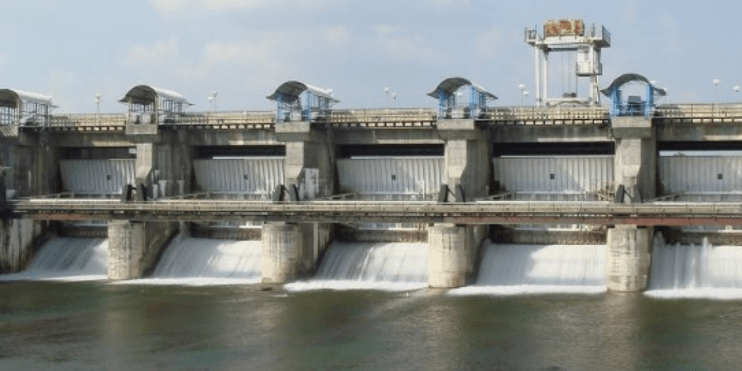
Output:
[
  {"xmin": 606, "ymin": 225, "xmax": 652, "ymax": 292},
  {"xmin": 261, "ymin": 223, "xmax": 300, "ymax": 284},
  {"xmin": 612, "ymin": 116, "xmax": 656, "ymax": 202},
  {"xmin": 428, "ymin": 224, "xmax": 485, "ymax": 288},
  {"xmin": 107, "ymin": 220, "xmax": 176, "ymax": 280},
  {"xmin": 428, "ymin": 224, "xmax": 469, "ymax": 288}
]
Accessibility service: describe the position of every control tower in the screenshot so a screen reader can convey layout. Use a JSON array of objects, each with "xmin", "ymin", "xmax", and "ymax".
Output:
[{"xmin": 525, "ymin": 19, "xmax": 610, "ymax": 106}]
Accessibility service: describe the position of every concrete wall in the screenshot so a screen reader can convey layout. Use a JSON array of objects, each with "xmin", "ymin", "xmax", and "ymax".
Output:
[{"xmin": 0, "ymin": 219, "xmax": 48, "ymax": 273}]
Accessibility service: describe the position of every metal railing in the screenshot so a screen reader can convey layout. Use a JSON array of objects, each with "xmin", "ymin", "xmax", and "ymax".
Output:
[
  {"xmin": 43, "ymin": 111, "xmax": 275, "ymax": 128},
  {"xmin": 328, "ymin": 108, "xmax": 437, "ymax": 124},
  {"xmin": 482, "ymin": 105, "xmax": 610, "ymax": 122},
  {"xmin": 48, "ymin": 113, "xmax": 127, "ymax": 127},
  {"xmin": 169, "ymin": 111, "xmax": 275, "ymax": 126},
  {"xmin": 655, "ymin": 103, "xmax": 742, "ymax": 119},
  {"xmin": 24, "ymin": 103, "xmax": 742, "ymax": 130}
]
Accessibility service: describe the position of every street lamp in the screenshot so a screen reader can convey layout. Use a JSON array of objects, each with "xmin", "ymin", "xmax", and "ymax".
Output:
[
  {"xmin": 95, "ymin": 93, "xmax": 101, "ymax": 115},
  {"xmin": 713, "ymin": 79, "xmax": 721, "ymax": 102},
  {"xmin": 734, "ymin": 86, "xmax": 740, "ymax": 101},
  {"xmin": 384, "ymin": 87, "xmax": 398, "ymax": 108},
  {"xmin": 518, "ymin": 84, "xmax": 526, "ymax": 106},
  {"xmin": 211, "ymin": 91, "xmax": 218, "ymax": 112}
]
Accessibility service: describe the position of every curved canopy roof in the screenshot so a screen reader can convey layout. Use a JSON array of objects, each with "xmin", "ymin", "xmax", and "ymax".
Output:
[
  {"xmin": 600, "ymin": 73, "xmax": 667, "ymax": 97},
  {"xmin": 427, "ymin": 77, "xmax": 497, "ymax": 100},
  {"xmin": 0, "ymin": 89, "xmax": 53, "ymax": 109},
  {"xmin": 266, "ymin": 81, "xmax": 339, "ymax": 103},
  {"xmin": 119, "ymin": 85, "xmax": 191, "ymax": 106}
]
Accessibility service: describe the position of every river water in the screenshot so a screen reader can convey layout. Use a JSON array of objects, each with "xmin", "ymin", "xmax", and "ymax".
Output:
[
  {"xmin": 4, "ymin": 238, "xmax": 742, "ymax": 369},
  {"xmin": 4, "ymin": 282, "xmax": 742, "ymax": 370}
]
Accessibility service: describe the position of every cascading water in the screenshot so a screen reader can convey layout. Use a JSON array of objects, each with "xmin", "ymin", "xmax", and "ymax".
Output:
[
  {"xmin": 452, "ymin": 241, "xmax": 606, "ymax": 295},
  {"xmin": 646, "ymin": 234, "xmax": 742, "ymax": 299},
  {"xmin": 285, "ymin": 242, "xmax": 428, "ymax": 291},
  {"xmin": 126, "ymin": 235, "xmax": 262, "ymax": 286},
  {"xmin": 0, "ymin": 238, "xmax": 108, "ymax": 281}
]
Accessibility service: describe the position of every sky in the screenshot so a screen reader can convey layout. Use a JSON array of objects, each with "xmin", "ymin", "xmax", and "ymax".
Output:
[{"xmin": 2, "ymin": 0, "xmax": 742, "ymax": 113}]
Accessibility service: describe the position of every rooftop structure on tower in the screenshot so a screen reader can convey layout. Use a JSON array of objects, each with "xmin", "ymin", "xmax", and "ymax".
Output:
[{"xmin": 525, "ymin": 19, "xmax": 610, "ymax": 107}]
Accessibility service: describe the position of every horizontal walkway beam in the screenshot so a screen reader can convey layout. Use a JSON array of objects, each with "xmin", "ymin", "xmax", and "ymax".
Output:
[{"xmin": 3, "ymin": 199, "xmax": 742, "ymax": 226}]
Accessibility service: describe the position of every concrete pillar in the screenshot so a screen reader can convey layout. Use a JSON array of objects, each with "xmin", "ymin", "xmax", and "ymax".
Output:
[
  {"xmin": 606, "ymin": 225, "xmax": 652, "ymax": 292},
  {"xmin": 107, "ymin": 220, "xmax": 176, "ymax": 280},
  {"xmin": 261, "ymin": 223, "xmax": 301, "ymax": 284},
  {"xmin": 438, "ymin": 119, "xmax": 490, "ymax": 201},
  {"xmin": 612, "ymin": 116, "xmax": 656, "ymax": 201},
  {"xmin": 108, "ymin": 221, "xmax": 146, "ymax": 280},
  {"xmin": 273, "ymin": 121, "xmax": 334, "ymax": 276},
  {"xmin": 428, "ymin": 224, "xmax": 470, "ymax": 288}
]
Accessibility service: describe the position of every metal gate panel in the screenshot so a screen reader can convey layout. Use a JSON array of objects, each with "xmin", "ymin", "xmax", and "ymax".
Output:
[
  {"xmin": 660, "ymin": 156, "xmax": 742, "ymax": 199},
  {"xmin": 192, "ymin": 158, "xmax": 284, "ymax": 196},
  {"xmin": 337, "ymin": 157, "xmax": 444, "ymax": 197},
  {"xmin": 59, "ymin": 159, "xmax": 136, "ymax": 195},
  {"xmin": 493, "ymin": 156, "xmax": 614, "ymax": 195}
]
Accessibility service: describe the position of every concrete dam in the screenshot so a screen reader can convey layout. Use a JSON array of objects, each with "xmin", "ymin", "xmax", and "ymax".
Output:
[{"xmin": 4, "ymin": 19, "xmax": 742, "ymax": 294}]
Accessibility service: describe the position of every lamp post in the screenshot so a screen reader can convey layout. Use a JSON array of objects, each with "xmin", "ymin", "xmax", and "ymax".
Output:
[
  {"xmin": 519, "ymin": 84, "xmax": 526, "ymax": 107},
  {"xmin": 384, "ymin": 87, "xmax": 397, "ymax": 108},
  {"xmin": 734, "ymin": 86, "xmax": 740, "ymax": 101},
  {"xmin": 95, "ymin": 93, "xmax": 101, "ymax": 115},
  {"xmin": 713, "ymin": 79, "xmax": 721, "ymax": 103},
  {"xmin": 211, "ymin": 91, "xmax": 218, "ymax": 112}
]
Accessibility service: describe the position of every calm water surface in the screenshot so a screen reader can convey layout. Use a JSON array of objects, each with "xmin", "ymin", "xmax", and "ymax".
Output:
[{"xmin": 2, "ymin": 281, "xmax": 742, "ymax": 370}]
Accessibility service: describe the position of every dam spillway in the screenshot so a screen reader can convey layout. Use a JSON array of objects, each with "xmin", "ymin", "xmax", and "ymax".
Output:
[
  {"xmin": 0, "ymin": 237, "xmax": 108, "ymax": 281},
  {"xmin": 451, "ymin": 242, "xmax": 607, "ymax": 296},
  {"xmin": 285, "ymin": 241, "xmax": 428, "ymax": 291},
  {"xmin": 4, "ymin": 18, "xmax": 742, "ymax": 293},
  {"xmin": 646, "ymin": 235, "xmax": 742, "ymax": 299}
]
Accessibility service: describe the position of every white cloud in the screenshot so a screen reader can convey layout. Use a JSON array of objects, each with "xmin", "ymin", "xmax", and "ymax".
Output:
[
  {"xmin": 371, "ymin": 26, "xmax": 440, "ymax": 64},
  {"xmin": 619, "ymin": 0, "xmax": 639, "ymax": 24},
  {"xmin": 372, "ymin": 24, "xmax": 399, "ymax": 36},
  {"xmin": 325, "ymin": 25, "xmax": 350, "ymax": 45},
  {"xmin": 475, "ymin": 28, "xmax": 503, "ymax": 60},
  {"xmin": 127, "ymin": 38, "xmax": 179, "ymax": 65},
  {"xmin": 47, "ymin": 70, "xmax": 75, "ymax": 112},
  {"xmin": 423, "ymin": 0, "xmax": 470, "ymax": 6},
  {"xmin": 150, "ymin": 0, "xmax": 337, "ymax": 15}
]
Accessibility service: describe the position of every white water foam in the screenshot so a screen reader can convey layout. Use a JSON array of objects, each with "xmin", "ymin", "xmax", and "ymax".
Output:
[
  {"xmin": 646, "ymin": 235, "xmax": 742, "ymax": 299},
  {"xmin": 0, "ymin": 238, "xmax": 108, "ymax": 282},
  {"xmin": 285, "ymin": 242, "xmax": 428, "ymax": 292},
  {"xmin": 122, "ymin": 236, "xmax": 262, "ymax": 286},
  {"xmin": 451, "ymin": 241, "xmax": 606, "ymax": 296}
]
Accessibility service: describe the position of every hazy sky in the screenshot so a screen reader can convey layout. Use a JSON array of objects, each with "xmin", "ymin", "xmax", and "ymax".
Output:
[{"xmin": 3, "ymin": 0, "xmax": 742, "ymax": 113}]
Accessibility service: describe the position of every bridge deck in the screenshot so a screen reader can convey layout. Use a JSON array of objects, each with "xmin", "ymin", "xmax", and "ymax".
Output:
[
  {"xmin": 15, "ymin": 103, "xmax": 742, "ymax": 131},
  {"xmin": 5, "ymin": 199, "xmax": 742, "ymax": 226}
]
